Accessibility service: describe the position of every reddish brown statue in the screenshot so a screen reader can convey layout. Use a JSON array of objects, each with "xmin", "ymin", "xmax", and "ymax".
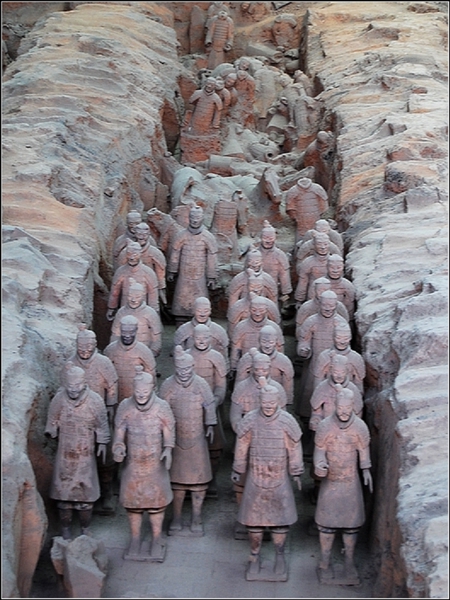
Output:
[
  {"xmin": 45, "ymin": 363, "xmax": 110, "ymax": 540},
  {"xmin": 295, "ymin": 231, "xmax": 332, "ymax": 304},
  {"xmin": 286, "ymin": 177, "xmax": 329, "ymax": 242},
  {"xmin": 235, "ymin": 324, "xmax": 294, "ymax": 406},
  {"xmin": 314, "ymin": 321, "xmax": 365, "ymax": 393},
  {"xmin": 205, "ymin": 9, "xmax": 234, "ymax": 70},
  {"xmin": 110, "ymin": 279, "xmax": 163, "ymax": 357},
  {"xmin": 233, "ymin": 68, "xmax": 256, "ymax": 129},
  {"xmin": 112, "ymin": 209, "xmax": 142, "ymax": 270},
  {"xmin": 228, "ymin": 247, "xmax": 278, "ymax": 306},
  {"xmin": 174, "ymin": 296, "xmax": 230, "ymax": 370},
  {"xmin": 309, "ymin": 354, "xmax": 363, "ymax": 432},
  {"xmin": 227, "ymin": 269, "xmax": 281, "ymax": 339},
  {"xmin": 107, "ymin": 241, "xmax": 159, "ymax": 320},
  {"xmin": 296, "ymin": 220, "xmax": 342, "ymax": 263},
  {"xmin": 232, "ymin": 378, "xmax": 303, "ymax": 581},
  {"xmin": 296, "ymin": 290, "xmax": 348, "ymax": 420},
  {"xmin": 303, "ymin": 131, "xmax": 336, "ymax": 195},
  {"xmin": 296, "ymin": 276, "xmax": 349, "ymax": 332},
  {"xmin": 230, "ymin": 293, "xmax": 284, "ymax": 372},
  {"xmin": 118, "ymin": 222, "xmax": 167, "ymax": 305},
  {"xmin": 326, "ymin": 254, "xmax": 356, "ymax": 321},
  {"xmin": 215, "ymin": 76, "xmax": 231, "ymax": 121},
  {"xmin": 314, "ymin": 387, "xmax": 372, "ymax": 585},
  {"xmin": 113, "ymin": 366, "xmax": 175, "ymax": 562},
  {"xmin": 159, "ymin": 346, "xmax": 217, "ymax": 536},
  {"xmin": 104, "ymin": 315, "xmax": 156, "ymax": 403},
  {"xmin": 188, "ymin": 324, "xmax": 228, "ymax": 497},
  {"xmin": 68, "ymin": 325, "xmax": 118, "ymax": 514},
  {"xmin": 210, "ymin": 191, "xmax": 248, "ymax": 263},
  {"xmin": 257, "ymin": 220, "xmax": 292, "ymax": 303},
  {"xmin": 184, "ymin": 77, "xmax": 223, "ymax": 136},
  {"xmin": 167, "ymin": 205, "xmax": 218, "ymax": 325}
]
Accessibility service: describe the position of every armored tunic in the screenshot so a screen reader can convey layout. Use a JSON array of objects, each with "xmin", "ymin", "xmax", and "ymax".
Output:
[
  {"xmin": 258, "ymin": 245, "xmax": 293, "ymax": 297},
  {"xmin": 230, "ymin": 375, "xmax": 287, "ymax": 433},
  {"xmin": 168, "ymin": 227, "xmax": 218, "ymax": 318},
  {"xmin": 314, "ymin": 412, "xmax": 371, "ymax": 529},
  {"xmin": 295, "ymin": 253, "xmax": 330, "ymax": 303},
  {"xmin": 233, "ymin": 408, "xmax": 303, "ymax": 527},
  {"xmin": 104, "ymin": 339, "xmax": 156, "ymax": 403},
  {"xmin": 228, "ymin": 269, "xmax": 278, "ymax": 306},
  {"xmin": 108, "ymin": 263, "xmax": 159, "ymax": 313},
  {"xmin": 188, "ymin": 88, "xmax": 223, "ymax": 135},
  {"xmin": 230, "ymin": 316, "xmax": 284, "ymax": 371},
  {"xmin": 45, "ymin": 387, "xmax": 110, "ymax": 503},
  {"xmin": 236, "ymin": 350, "xmax": 294, "ymax": 405},
  {"xmin": 310, "ymin": 377, "xmax": 363, "ymax": 430},
  {"xmin": 110, "ymin": 302, "xmax": 162, "ymax": 356},
  {"xmin": 159, "ymin": 374, "xmax": 217, "ymax": 485},
  {"xmin": 113, "ymin": 394, "xmax": 175, "ymax": 509},
  {"xmin": 68, "ymin": 350, "xmax": 118, "ymax": 408},
  {"xmin": 205, "ymin": 14, "xmax": 234, "ymax": 69},
  {"xmin": 227, "ymin": 295, "xmax": 280, "ymax": 339},
  {"xmin": 174, "ymin": 317, "xmax": 229, "ymax": 371}
]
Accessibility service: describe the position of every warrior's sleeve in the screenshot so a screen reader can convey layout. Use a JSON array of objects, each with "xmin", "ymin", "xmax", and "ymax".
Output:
[
  {"xmin": 167, "ymin": 230, "xmax": 185, "ymax": 274},
  {"xmin": 200, "ymin": 378, "xmax": 218, "ymax": 426},
  {"xmin": 45, "ymin": 390, "xmax": 64, "ymax": 438},
  {"xmin": 139, "ymin": 344, "xmax": 157, "ymax": 380},
  {"xmin": 147, "ymin": 310, "xmax": 163, "ymax": 357},
  {"xmin": 277, "ymin": 251, "xmax": 293, "ymax": 296},
  {"xmin": 205, "ymin": 231, "xmax": 218, "ymax": 280},
  {"xmin": 356, "ymin": 419, "xmax": 371, "ymax": 470},
  {"xmin": 295, "ymin": 257, "xmax": 312, "ymax": 302},
  {"xmin": 108, "ymin": 269, "xmax": 124, "ymax": 310},
  {"xmin": 92, "ymin": 391, "xmax": 111, "ymax": 445},
  {"xmin": 232, "ymin": 412, "xmax": 254, "ymax": 474},
  {"xmin": 101, "ymin": 355, "xmax": 119, "ymax": 407},
  {"xmin": 148, "ymin": 246, "xmax": 167, "ymax": 290},
  {"xmin": 282, "ymin": 414, "xmax": 304, "ymax": 476},
  {"xmin": 112, "ymin": 400, "xmax": 128, "ymax": 454},
  {"xmin": 297, "ymin": 315, "xmax": 314, "ymax": 357},
  {"xmin": 158, "ymin": 399, "xmax": 176, "ymax": 449}
]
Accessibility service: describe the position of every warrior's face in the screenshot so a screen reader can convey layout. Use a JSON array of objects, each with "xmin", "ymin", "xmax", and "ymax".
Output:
[
  {"xmin": 128, "ymin": 290, "xmax": 144, "ymax": 310},
  {"xmin": 261, "ymin": 394, "xmax": 278, "ymax": 417},
  {"xmin": 334, "ymin": 330, "xmax": 351, "ymax": 351},
  {"xmin": 121, "ymin": 325, "xmax": 137, "ymax": 346},
  {"xmin": 66, "ymin": 373, "xmax": 86, "ymax": 401},
  {"xmin": 336, "ymin": 397, "xmax": 353, "ymax": 422},
  {"xmin": 260, "ymin": 333, "xmax": 277, "ymax": 356},
  {"xmin": 77, "ymin": 339, "xmax": 96, "ymax": 360},
  {"xmin": 134, "ymin": 379, "xmax": 153, "ymax": 406}
]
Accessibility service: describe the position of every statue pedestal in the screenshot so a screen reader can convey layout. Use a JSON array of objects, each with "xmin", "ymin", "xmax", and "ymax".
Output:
[
  {"xmin": 168, "ymin": 521, "xmax": 204, "ymax": 537},
  {"xmin": 123, "ymin": 538, "xmax": 167, "ymax": 562},
  {"xmin": 180, "ymin": 130, "xmax": 221, "ymax": 163},
  {"xmin": 317, "ymin": 564, "xmax": 360, "ymax": 586}
]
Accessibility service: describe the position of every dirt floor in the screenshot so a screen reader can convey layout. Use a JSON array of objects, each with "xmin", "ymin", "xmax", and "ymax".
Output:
[{"xmin": 30, "ymin": 321, "xmax": 377, "ymax": 599}]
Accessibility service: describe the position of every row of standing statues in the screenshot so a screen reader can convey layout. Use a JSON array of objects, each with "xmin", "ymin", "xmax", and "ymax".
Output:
[{"xmin": 45, "ymin": 1, "xmax": 370, "ymax": 586}]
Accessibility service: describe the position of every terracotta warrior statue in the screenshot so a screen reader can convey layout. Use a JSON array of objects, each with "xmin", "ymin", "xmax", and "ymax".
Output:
[
  {"xmin": 310, "ymin": 354, "xmax": 363, "ymax": 432},
  {"xmin": 45, "ymin": 363, "xmax": 110, "ymax": 540},
  {"xmin": 214, "ymin": 77, "xmax": 231, "ymax": 121},
  {"xmin": 210, "ymin": 191, "xmax": 248, "ymax": 263},
  {"xmin": 314, "ymin": 387, "xmax": 372, "ymax": 585},
  {"xmin": 230, "ymin": 293, "xmax": 284, "ymax": 372},
  {"xmin": 112, "ymin": 209, "xmax": 142, "ymax": 270},
  {"xmin": 296, "ymin": 219, "xmax": 342, "ymax": 263},
  {"xmin": 110, "ymin": 279, "xmax": 163, "ymax": 358},
  {"xmin": 159, "ymin": 346, "xmax": 217, "ymax": 536},
  {"xmin": 113, "ymin": 366, "xmax": 175, "ymax": 562},
  {"xmin": 167, "ymin": 204, "xmax": 218, "ymax": 325},
  {"xmin": 68, "ymin": 325, "xmax": 118, "ymax": 514},
  {"xmin": 295, "ymin": 231, "xmax": 332, "ymax": 304},
  {"xmin": 314, "ymin": 320, "xmax": 365, "ymax": 393},
  {"xmin": 118, "ymin": 222, "xmax": 167, "ymax": 306},
  {"xmin": 174, "ymin": 296, "xmax": 230, "ymax": 370},
  {"xmin": 227, "ymin": 269, "xmax": 281, "ymax": 339},
  {"xmin": 326, "ymin": 254, "xmax": 356, "ymax": 321},
  {"xmin": 107, "ymin": 241, "xmax": 159, "ymax": 320},
  {"xmin": 286, "ymin": 177, "xmax": 329, "ymax": 242},
  {"xmin": 205, "ymin": 9, "xmax": 234, "ymax": 70},
  {"xmin": 228, "ymin": 247, "xmax": 278, "ymax": 306},
  {"xmin": 232, "ymin": 378, "xmax": 303, "ymax": 581},
  {"xmin": 188, "ymin": 324, "xmax": 228, "ymax": 497},
  {"xmin": 257, "ymin": 220, "xmax": 292, "ymax": 304},
  {"xmin": 235, "ymin": 324, "xmax": 294, "ymax": 406},
  {"xmin": 104, "ymin": 315, "xmax": 156, "ymax": 403},
  {"xmin": 184, "ymin": 77, "xmax": 223, "ymax": 136},
  {"xmin": 296, "ymin": 276, "xmax": 349, "ymax": 332},
  {"xmin": 296, "ymin": 290, "xmax": 348, "ymax": 421}
]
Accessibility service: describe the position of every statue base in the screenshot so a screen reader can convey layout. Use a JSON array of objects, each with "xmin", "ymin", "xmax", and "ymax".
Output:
[
  {"xmin": 246, "ymin": 559, "xmax": 288, "ymax": 582},
  {"xmin": 123, "ymin": 539, "xmax": 167, "ymax": 563},
  {"xmin": 316, "ymin": 564, "xmax": 360, "ymax": 586}
]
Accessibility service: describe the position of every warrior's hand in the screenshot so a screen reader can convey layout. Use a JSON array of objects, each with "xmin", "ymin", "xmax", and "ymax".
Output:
[
  {"xmin": 97, "ymin": 443, "xmax": 107, "ymax": 465},
  {"xmin": 293, "ymin": 475, "xmax": 302, "ymax": 491},
  {"xmin": 112, "ymin": 443, "xmax": 126, "ymax": 463},
  {"xmin": 363, "ymin": 469, "xmax": 373, "ymax": 494},
  {"xmin": 159, "ymin": 288, "xmax": 167, "ymax": 305},
  {"xmin": 231, "ymin": 470, "xmax": 241, "ymax": 484},
  {"xmin": 106, "ymin": 308, "xmax": 116, "ymax": 322},
  {"xmin": 167, "ymin": 272, "xmax": 176, "ymax": 283},
  {"xmin": 160, "ymin": 447, "xmax": 172, "ymax": 471},
  {"xmin": 206, "ymin": 425, "xmax": 214, "ymax": 443},
  {"xmin": 207, "ymin": 278, "xmax": 216, "ymax": 290}
]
